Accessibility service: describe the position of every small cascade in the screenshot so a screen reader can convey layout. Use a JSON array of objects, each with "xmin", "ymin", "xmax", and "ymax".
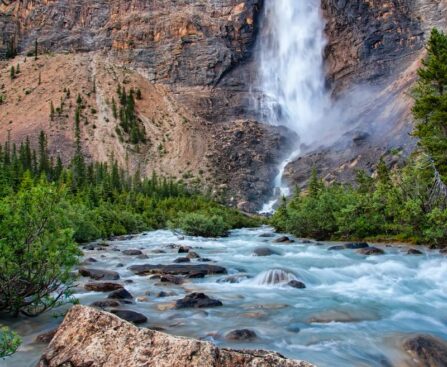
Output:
[{"xmin": 250, "ymin": 269, "xmax": 298, "ymax": 286}]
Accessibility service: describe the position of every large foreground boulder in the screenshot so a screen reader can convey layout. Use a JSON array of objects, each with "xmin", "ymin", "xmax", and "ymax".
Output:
[{"xmin": 37, "ymin": 306, "xmax": 313, "ymax": 367}]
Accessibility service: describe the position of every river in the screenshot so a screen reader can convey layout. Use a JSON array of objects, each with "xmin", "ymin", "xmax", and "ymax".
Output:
[{"xmin": 2, "ymin": 227, "xmax": 447, "ymax": 367}]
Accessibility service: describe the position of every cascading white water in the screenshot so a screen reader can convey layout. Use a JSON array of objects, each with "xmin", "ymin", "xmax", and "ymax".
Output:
[
  {"xmin": 258, "ymin": 0, "xmax": 331, "ymax": 213},
  {"xmin": 250, "ymin": 268, "xmax": 298, "ymax": 286}
]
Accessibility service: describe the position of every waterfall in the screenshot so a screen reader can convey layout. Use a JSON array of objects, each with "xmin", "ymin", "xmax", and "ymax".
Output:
[{"xmin": 258, "ymin": 0, "xmax": 330, "ymax": 213}]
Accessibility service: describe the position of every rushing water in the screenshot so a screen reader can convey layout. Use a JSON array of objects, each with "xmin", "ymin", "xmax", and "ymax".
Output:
[
  {"xmin": 3, "ymin": 228, "xmax": 447, "ymax": 367},
  {"xmin": 258, "ymin": 0, "xmax": 331, "ymax": 210}
]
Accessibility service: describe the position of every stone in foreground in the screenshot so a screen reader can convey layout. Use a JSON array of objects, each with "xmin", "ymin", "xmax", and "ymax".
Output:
[
  {"xmin": 403, "ymin": 334, "xmax": 447, "ymax": 367},
  {"xmin": 37, "ymin": 306, "xmax": 314, "ymax": 367}
]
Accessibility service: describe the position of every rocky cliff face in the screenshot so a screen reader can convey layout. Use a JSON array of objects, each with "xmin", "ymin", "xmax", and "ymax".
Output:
[
  {"xmin": 1, "ymin": 0, "xmax": 447, "ymax": 209},
  {"xmin": 285, "ymin": 0, "xmax": 447, "ymax": 188},
  {"xmin": 37, "ymin": 305, "xmax": 314, "ymax": 367}
]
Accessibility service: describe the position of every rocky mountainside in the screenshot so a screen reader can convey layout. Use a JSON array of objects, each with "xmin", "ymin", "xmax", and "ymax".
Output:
[
  {"xmin": 1, "ymin": 0, "xmax": 446, "ymax": 210},
  {"xmin": 38, "ymin": 305, "xmax": 314, "ymax": 367}
]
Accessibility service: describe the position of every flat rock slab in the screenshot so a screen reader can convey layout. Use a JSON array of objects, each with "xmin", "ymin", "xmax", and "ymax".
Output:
[
  {"xmin": 37, "ymin": 306, "xmax": 313, "ymax": 367},
  {"xmin": 128, "ymin": 264, "xmax": 227, "ymax": 276}
]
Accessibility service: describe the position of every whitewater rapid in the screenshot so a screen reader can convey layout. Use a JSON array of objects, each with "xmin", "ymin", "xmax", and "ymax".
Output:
[{"xmin": 4, "ymin": 228, "xmax": 447, "ymax": 367}]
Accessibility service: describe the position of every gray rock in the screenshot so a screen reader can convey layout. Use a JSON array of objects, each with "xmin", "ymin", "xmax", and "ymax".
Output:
[
  {"xmin": 357, "ymin": 247, "xmax": 385, "ymax": 255},
  {"xmin": 107, "ymin": 288, "xmax": 133, "ymax": 300},
  {"xmin": 90, "ymin": 299, "xmax": 121, "ymax": 309},
  {"xmin": 129, "ymin": 264, "xmax": 226, "ymax": 276},
  {"xmin": 175, "ymin": 293, "xmax": 223, "ymax": 309},
  {"xmin": 110, "ymin": 309, "xmax": 147, "ymax": 324},
  {"xmin": 225, "ymin": 329, "xmax": 257, "ymax": 341},
  {"xmin": 253, "ymin": 247, "xmax": 280, "ymax": 256},
  {"xmin": 123, "ymin": 249, "xmax": 143, "ymax": 256},
  {"xmin": 78, "ymin": 267, "xmax": 120, "ymax": 280},
  {"xmin": 273, "ymin": 236, "xmax": 295, "ymax": 243},
  {"xmin": 403, "ymin": 334, "xmax": 447, "ymax": 367},
  {"xmin": 174, "ymin": 257, "xmax": 191, "ymax": 263},
  {"xmin": 407, "ymin": 248, "xmax": 423, "ymax": 255},
  {"xmin": 288, "ymin": 280, "xmax": 306, "ymax": 289},
  {"xmin": 84, "ymin": 282, "xmax": 123, "ymax": 292}
]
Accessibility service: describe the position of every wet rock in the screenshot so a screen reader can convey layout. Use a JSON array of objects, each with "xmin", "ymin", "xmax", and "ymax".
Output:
[
  {"xmin": 78, "ymin": 267, "xmax": 120, "ymax": 280},
  {"xmin": 344, "ymin": 242, "xmax": 369, "ymax": 249},
  {"xmin": 199, "ymin": 258, "xmax": 213, "ymax": 262},
  {"xmin": 110, "ymin": 309, "xmax": 147, "ymax": 324},
  {"xmin": 107, "ymin": 288, "xmax": 133, "ymax": 300},
  {"xmin": 259, "ymin": 233, "xmax": 275, "ymax": 238},
  {"xmin": 187, "ymin": 271, "xmax": 206, "ymax": 279},
  {"xmin": 156, "ymin": 291, "xmax": 177, "ymax": 298},
  {"xmin": 329, "ymin": 243, "xmax": 369, "ymax": 251},
  {"xmin": 129, "ymin": 264, "xmax": 226, "ymax": 276},
  {"xmin": 253, "ymin": 247, "xmax": 280, "ymax": 256},
  {"xmin": 288, "ymin": 280, "xmax": 306, "ymax": 289},
  {"xmin": 286, "ymin": 324, "xmax": 301, "ymax": 333},
  {"xmin": 217, "ymin": 274, "xmax": 251, "ymax": 284},
  {"xmin": 35, "ymin": 328, "xmax": 58, "ymax": 343},
  {"xmin": 111, "ymin": 235, "xmax": 135, "ymax": 241},
  {"xmin": 175, "ymin": 293, "xmax": 223, "ymax": 309},
  {"xmin": 122, "ymin": 249, "xmax": 143, "ymax": 256},
  {"xmin": 90, "ymin": 299, "xmax": 121, "ymax": 309},
  {"xmin": 137, "ymin": 254, "xmax": 149, "ymax": 259},
  {"xmin": 136, "ymin": 296, "xmax": 149, "ymax": 302},
  {"xmin": 85, "ymin": 257, "xmax": 97, "ymax": 263},
  {"xmin": 152, "ymin": 249, "xmax": 166, "ymax": 254},
  {"xmin": 174, "ymin": 257, "xmax": 191, "ymax": 263},
  {"xmin": 84, "ymin": 282, "xmax": 123, "ymax": 292},
  {"xmin": 408, "ymin": 248, "xmax": 423, "ymax": 255},
  {"xmin": 357, "ymin": 247, "xmax": 385, "ymax": 255},
  {"xmin": 159, "ymin": 275, "xmax": 184, "ymax": 285},
  {"xmin": 328, "ymin": 245, "xmax": 345, "ymax": 251},
  {"xmin": 403, "ymin": 334, "xmax": 447, "ymax": 367},
  {"xmin": 178, "ymin": 246, "xmax": 191, "ymax": 253},
  {"xmin": 273, "ymin": 236, "xmax": 295, "ymax": 243},
  {"xmin": 124, "ymin": 280, "xmax": 134, "ymax": 284},
  {"xmin": 116, "ymin": 263, "xmax": 124, "ymax": 268},
  {"xmin": 186, "ymin": 251, "xmax": 201, "ymax": 259},
  {"xmin": 225, "ymin": 329, "xmax": 257, "ymax": 341},
  {"xmin": 37, "ymin": 306, "xmax": 313, "ymax": 367},
  {"xmin": 300, "ymin": 239, "xmax": 314, "ymax": 244}
]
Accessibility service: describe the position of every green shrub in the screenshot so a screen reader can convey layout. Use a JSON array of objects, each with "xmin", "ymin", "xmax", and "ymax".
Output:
[
  {"xmin": 175, "ymin": 212, "xmax": 230, "ymax": 237},
  {"xmin": 0, "ymin": 327, "xmax": 21, "ymax": 358}
]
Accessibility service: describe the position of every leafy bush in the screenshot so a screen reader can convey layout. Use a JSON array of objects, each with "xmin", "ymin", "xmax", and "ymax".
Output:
[
  {"xmin": 174, "ymin": 213, "xmax": 230, "ymax": 237},
  {"xmin": 0, "ymin": 327, "xmax": 21, "ymax": 358},
  {"xmin": 0, "ymin": 176, "xmax": 80, "ymax": 317}
]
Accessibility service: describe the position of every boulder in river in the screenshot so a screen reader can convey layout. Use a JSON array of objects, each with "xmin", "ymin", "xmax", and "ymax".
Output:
[
  {"xmin": 273, "ymin": 236, "xmax": 295, "ymax": 243},
  {"xmin": 158, "ymin": 274, "xmax": 184, "ymax": 285},
  {"xmin": 259, "ymin": 233, "xmax": 275, "ymax": 238},
  {"xmin": 122, "ymin": 249, "xmax": 143, "ymax": 256},
  {"xmin": 225, "ymin": 329, "xmax": 257, "ymax": 341},
  {"xmin": 217, "ymin": 274, "xmax": 251, "ymax": 284},
  {"xmin": 407, "ymin": 248, "xmax": 423, "ymax": 255},
  {"xmin": 329, "ymin": 243, "xmax": 369, "ymax": 251},
  {"xmin": 174, "ymin": 257, "xmax": 191, "ymax": 263},
  {"xmin": 128, "ymin": 264, "xmax": 226, "ymax": 276},
  {"xmin": 403, "ymin": 334, "xmax": 447, "ymax": 367},
  {"xmin": 90, "ymin": 299, "xmax": 121, "ymax": 309},
  {"xmin": 78, "ymin": 267, "xmax": 120, "ymax": 280},
  {"xmin": 253, "ymin": 247, "xmax": 280, "ymax": 256},
  {"xmin": 108, "ymin": 288, "xmax": 133, "ymax": 300},
  {"xmin": 357, "ymin": 247, "xmax": 385, "ymax": 255},
  {"xmin": 328, "ymin": 245, "xmax": 345, "ymax": 251},
  {"xmin": 178, "ymin": 246, "xmax": 191, "ymax": 253},
  {"xmin": 84, "ymin": 282, "xmax": 123, "ymax": 292},
  {"xmin": 187, "ymin": 251, "xmax": 201, "ymax": 259},
  {"xmin": 36, "ymin": 306, "xmax": 313, "ymax": 367},
  {"xmin": 288, "ymin": 280, "xmax": 306, "ymax": 289},
  {"xmin": 175, "ymin": 292, "xmax": 223, "ymax": 309},
  {"xmin": 110, "ymin": 309, "xmax": 148, "ymax": 324}
]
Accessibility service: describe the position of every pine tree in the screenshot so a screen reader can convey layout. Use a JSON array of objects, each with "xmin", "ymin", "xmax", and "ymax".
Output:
[
  {"xmin": 412, "ymin": 28, "xmax": 447, "ymax": 180},
  {"xmin": 10, "ymin": 66, "xmax": 15, "ymax": 80}
]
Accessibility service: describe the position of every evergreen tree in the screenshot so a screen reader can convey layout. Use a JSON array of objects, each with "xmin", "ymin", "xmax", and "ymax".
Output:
[{"xmin": 413, "ymin": 28, "xmax": 447, "ymax": 180}]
